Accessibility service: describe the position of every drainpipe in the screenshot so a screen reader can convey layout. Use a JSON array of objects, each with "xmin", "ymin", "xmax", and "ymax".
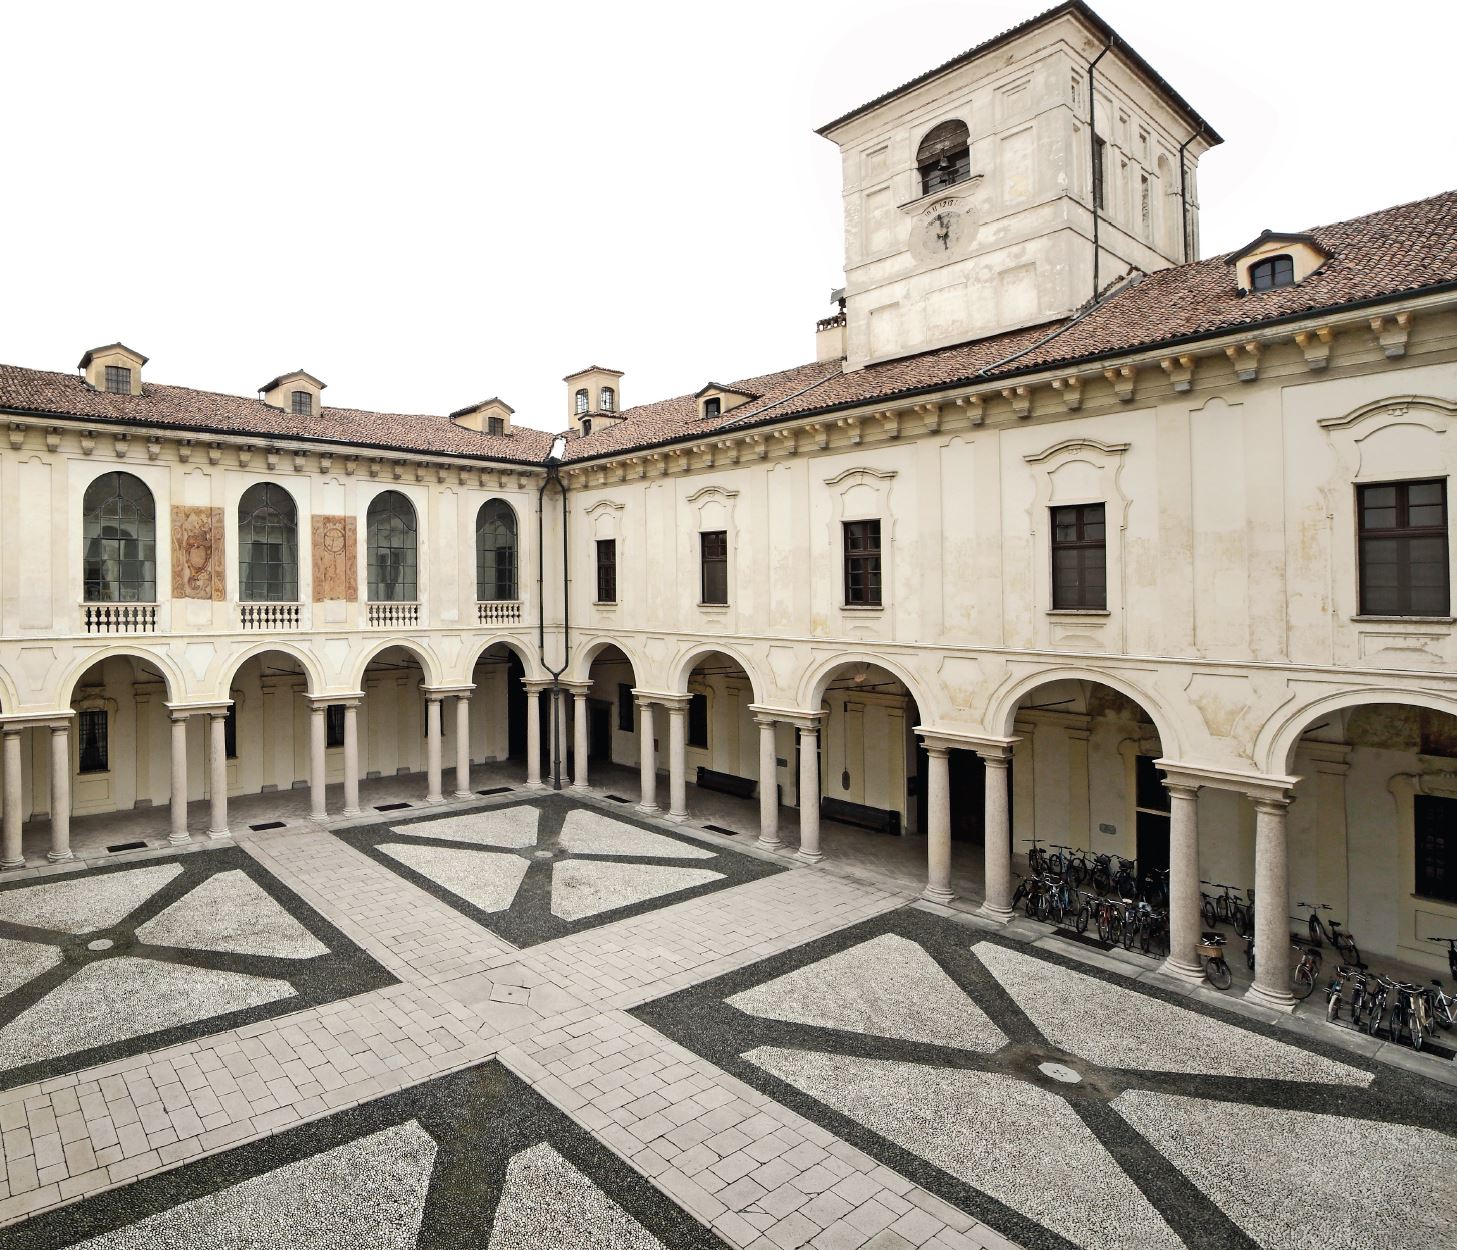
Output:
[
  {"xmin": 1087, "ymin": 37, "xmax": 1114, "ymax": 303},
  {"xmin": 1177, "ymin": 129, "xmax": 1198, "ymax": 263},
  {"xmin": 536, "ymin": 441, "xmax": 570, "ymax": 791}
]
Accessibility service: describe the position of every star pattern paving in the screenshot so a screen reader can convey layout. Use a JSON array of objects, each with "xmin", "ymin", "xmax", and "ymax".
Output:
[
  {"xmin": 336, "ymin": 795, "xmax": 783, "ymax": 948},
  {"xmin": 0, "ymin": 848, "xmax": 394, "ymax": 1093},
  {"xmin": 635, "ymin": 909, "xmax": 1457, "ymax": 1250},
  {"xmin": 5, "ymin": 1063, "xmax": 729, "ymax": 1250}
]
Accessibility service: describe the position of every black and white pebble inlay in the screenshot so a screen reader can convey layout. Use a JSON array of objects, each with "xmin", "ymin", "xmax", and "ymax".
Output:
[
  {"xmin": 0, "ymin": 848, "xmax": 394, "ymax": 1092},
  {"xmin": 337, "ymin": 794, "xmax": 782, "ymax": 947},
  {"xmin": 636, "ymin": 908, "xmax": 1457, "ymax": 1250},
  {"xmin": 5, "ymin": 1063, "xmax": 729, "ymax": 1250}
]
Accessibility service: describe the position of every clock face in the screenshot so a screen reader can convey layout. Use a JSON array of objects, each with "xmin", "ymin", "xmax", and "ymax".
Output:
[{"xmin": 909, "ymin": 203, "xmax": 976, "ymax": 262}]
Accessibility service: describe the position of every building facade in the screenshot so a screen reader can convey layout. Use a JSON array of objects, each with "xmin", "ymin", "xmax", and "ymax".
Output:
[{"xmin": 2, "ymin": 1, "xmax": 1456, "ymax": 1014}]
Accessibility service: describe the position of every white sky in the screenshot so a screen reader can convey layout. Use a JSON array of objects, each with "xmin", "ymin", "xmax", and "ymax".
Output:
[{"xmin": 3, "ymin": 0, "xmax": 1453, "ymax": 430}]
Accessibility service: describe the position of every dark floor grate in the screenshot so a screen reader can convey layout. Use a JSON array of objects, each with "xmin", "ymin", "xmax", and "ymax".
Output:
[
  {"xmin": 106, "ymin": 841, "xmax": 147, "ymax": 853},
  {"xmin": 476, "ymin": 787, "xmax": 513, "ymax": 796},
  {"xmin": 605, "ymin": 794, "xmax": 631, "ymax": 804},
  {"xmin": 375, "ymin": 802, "xmax": 412, "ymax": 812},
  {"xmin": 248, "ymin": 821, "xmax": 287, "ymax": 832},
  {"xmin": 703, "ymin": 824, "xmax": 739, "ymax": 837}
]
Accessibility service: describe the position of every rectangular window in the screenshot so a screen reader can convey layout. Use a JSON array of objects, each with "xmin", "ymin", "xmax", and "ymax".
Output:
[
  {"xmin": 104, "ymin": 365, "xmax": 131, "ymax": 395},
  {"xmin": 78, "ymin": 709, "xmax": 108, "ymax": 773},
  {"xmin": 326, "ymin": 704, "xmax": 346, "ymax": 748},
  {"xmin": 291, "ymin": 390, "xmax": 311, "ymax": 416},
  {"xmin": 224, "ymin": 704, "xmax": 238, "ymax": 760},
  {"xmin": 1051, "ymin": 503, "xmax": 1107, "ymax": 610},
  {"xmin": 687, "ymin": 692, "xmax": 709, "ymax": 749},
  {"xmin": 487, "ymin": 416, "xmax": 506, "ymax": 436},
  {"xmin": 617, "ymin": 683, "xmax": 634, "ymax": 733},
  {"xmin": 1416, "ymin": 794, "xmax": 1457, "ymax": 903},
  {"xmin": 1092, "ymin": 137, "xmax": 1107, "ymax": 211},
  {"xmin": 842, "ymin": 519, "xmax": 882, "ymax": 607},
  {"xmin": 700, "ymin": 530, "xmax": 728, "ymax": 604},
  {"xmin": 1358, "ymin": 479, "xmax": 1449, "ymax": 616},
  {"xmin": 596, "ymin": 539, "xmax": 617, "ymax": 603}
]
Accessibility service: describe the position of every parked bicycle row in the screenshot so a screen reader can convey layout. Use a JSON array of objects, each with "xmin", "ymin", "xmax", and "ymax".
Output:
[
  {"xmin": 1024, "ymin": 839, "xmax": 1170, "ymax": 906},
  {"xmin": 1011, "ymin": 868, "xmax": 1170, "ymax": 957},
  {"xmin": 1323, "ymin": 936, "xmax": 1457, "ymax": 1053},
  {"xmin": 1198, "ymin": 900, "xmax": 1365, "ymax": 994}
]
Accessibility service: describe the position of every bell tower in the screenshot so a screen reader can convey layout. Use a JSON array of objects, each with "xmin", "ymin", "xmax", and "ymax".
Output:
[{"xmin": 818, "ymin": 1, "xmax": 1220, "ymax": 369}]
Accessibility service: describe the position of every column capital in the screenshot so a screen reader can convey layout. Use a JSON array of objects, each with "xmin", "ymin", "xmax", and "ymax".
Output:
[
  {"xmin": 1163, "ymin": 780, "xmax": 1202, "ymax": 802},
  {"xmin": 1155, "ymin": 759, "xmax": 1298, "ymax": 802},
  {"xmin": 521, "ymin": 679, "xmax": 555, "ymax": 695},
  {"xmin": 165, "ymin": 701, "xmax": 230, "ymax": 717},
  {"xmin": 752, "ymin": 713, "xmax": 780, "ymax": 730},
  {"xmin": 914, "ymin": 725, "xmax": 1012, "ymax": 754},
  {"xmin": 303, "ymin": 691, "xmax": 365, "ymax": 709},
  {"xmin": 0, "ymin": 711, "xmax": 74, "ymax": 732},
  {"xmin": 559, "ymin": 680, "xmax": 594, "ymax": 697},
  {"xmin": 1251, "ymin": 794, "xmax": 1293, "ymax": 815},
  {"xmin": 632, "ymin": 688, "xmax": 689, "ymax": 709},
  {"xmin": 423, "ymin": 684, "xmax": 473, "ymax": 699},
  {"xmin": 750, "ymin": 705, "xmax": 823, "ymax": 731}
]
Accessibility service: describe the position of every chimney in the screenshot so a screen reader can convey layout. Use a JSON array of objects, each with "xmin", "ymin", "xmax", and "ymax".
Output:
[{"xmin": 815, "ymin": 289, "xmax": 847, "ymax": 363}]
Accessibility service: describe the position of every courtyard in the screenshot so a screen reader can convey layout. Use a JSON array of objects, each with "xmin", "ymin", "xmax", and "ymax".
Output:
[{"xmin": 0, "ymin": 789, "xmax": 1452, "ymax": 1250}]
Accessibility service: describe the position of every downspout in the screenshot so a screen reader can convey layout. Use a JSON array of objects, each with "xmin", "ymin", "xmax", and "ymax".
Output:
[
  {"xmin": 1087, "ymin": 37, "xmax": 1114, "ymax": 303},
  {"xmin": 537, "ymin": 438, "xmax": 570, "ymax": 791},
  {"xmin": 1177, "ymin": 130, "xmax": 1198, "ymax": 262}
]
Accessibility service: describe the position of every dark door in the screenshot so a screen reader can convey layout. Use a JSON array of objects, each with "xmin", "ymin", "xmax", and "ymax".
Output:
[
  {"xmin": 506, "ymin": 653, "xmax": 526, "ymax": 759},
  {"xmin": 589, "ymin": 701, "xmax": 612, "ymax": 764},
  {"xmin": 949, "ymin": 748, "xmax": 986, "ymax": 842},
  {"xmin": 1134, "ymin": 755, "xmax": 1170, "ymax": 879}
]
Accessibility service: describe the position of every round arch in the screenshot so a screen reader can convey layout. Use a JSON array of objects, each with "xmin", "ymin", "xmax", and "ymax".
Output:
[
  {"xmin": 349, "ymin": 638, "xmax": 443, "ymax": 690},
  {"xmin": 987, "ymin": 666, "xmax": 1185, "ymax": 758},
  {"xmin": 797, "ymin": 652, "xmax": 933, "ymax": 718},
  {"xmin": 568, "ymin": 636, "xmax": 646, "ymax": 687},
  {"xmin": 0, "ymin": 662, "xmax": 22, "ymax": 714},
  {"xmin": 57, "ymin": 645, "xmax": 184, "ymax": 707},
  {"xmin": 463, "ymin": 635, "xmax": 542, "ymax": 683},
  {"xmin": 214, "ymin": 641, "xmax": 325, "ymax": 700},
  {"xmin": 1259, "ymin": 686, "xmax": 1457, "ymax": 776},
  {"xmin": 668, "ymin": 644, "xmax": 767, "ymax": 706}
]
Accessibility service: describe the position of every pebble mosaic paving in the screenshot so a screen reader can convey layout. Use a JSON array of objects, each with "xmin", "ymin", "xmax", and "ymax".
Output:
[
  {"xmin": 636, "ymin": 907, "xmax": 1457, "ymax": 1250},
  {"xmin": 0, "ymin": 847, "xmax": 394, "ymax": 1093},
  {"xmin": 336, "ymin": 794, "xmax": 782, "ymax": 947}
]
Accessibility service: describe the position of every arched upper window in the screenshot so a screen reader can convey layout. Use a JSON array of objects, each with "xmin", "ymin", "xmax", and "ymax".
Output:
[
  {"xmin": 238, "ymin": 483, "xmax": 299, "ymax": 602},
  {"xmin": 83, "ymin": 471, "xmax": 156, "ymax": 603},
  {"xmin": 575, "ymin": 389, "xmax": 589, "ymax": 416},
  {"xmin": 1249, "ymin": 254, "xmax": 1295, "ymax": 292},
  {"xmin": 917, "ymin": 120, "xmax": 971, "ymax": 196},
  {"xmin": 600, "ymin": 387, "xmax": 615, "ymax": 413},
  {"xmin": 476, "ymin": 500, "xmax": 518, "ymax": 601},
  {"xmin": 367, "ymin": 491, "xmax": 418, "ymax": 602}
]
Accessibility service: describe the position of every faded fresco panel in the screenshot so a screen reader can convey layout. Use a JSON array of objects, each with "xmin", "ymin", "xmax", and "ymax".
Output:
[
  {"xmin": 171, "ymin": 505, "xmax": 224, "ymax": 601},
  {"xmin": 313, "ymin": 515, "xmax": 357, "ymax": 601}
]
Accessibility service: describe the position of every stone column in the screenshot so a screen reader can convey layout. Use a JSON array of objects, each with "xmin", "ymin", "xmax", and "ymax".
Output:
[
  {"xmin": 453, "ymin": 692, "xmax": 473, "ymax": 799},
  {"xmin": 48, "ymin": 722, "xmax": 71, "ymax": 863},
  {"xmin": 1246, "ymin": 795, "xmax": 1297, "ymax": 1012},
  {"xmin": 424, "ymin": 693, "xmax": 444, "ymax": 804},
  {"xmin": 1161, "ymin": 781, "xmax": 1203, "ymax": 984},
  {"xmin": 795, "ymin": 723, "xmax": 822, "ymax": 864},
  {"xmin": 342, "ymin": 700, "xmax": 362, "ymax": 817},
  {"xmin": 637, "ymin": 698, "xmax": 658, "ymax": 812},
  {"xmin": 755, "ymin": 715, "xmax": 780, "ymax": 850},
  {"xmin": 169, "ymin": 710, "xmax": 191, "ymax": 845},
  {"xmin": 207, "ymin": 708, "xmax": 229, "ymax": 838},
  {"xmin": 524, "ymin": 682, "xmax": 543, "ymax": 788},
  {"xmin": 922, "ymin": 743, "xmax": 954, "ymax": 904},
  {"xmin": 548, "ymin": 686, "xmax": 561, "ymax": 788},
  {"xmin": 666, "ymin": 699, "xmax": 688, "ymax": 822},
  {"xmin": 309, "ymin": 702, "xmax": 328, "ymax": 819},
  {"xmin": 979, "ymin": 750, "xmax": 1013, "ymax": 921},
  {"xmin": 2, "ymin": 727, "xmax": 24, "ymax": 869},
  {"xmin": 572, "ymin": 689, "xmax": 591, "ymax": 790}
]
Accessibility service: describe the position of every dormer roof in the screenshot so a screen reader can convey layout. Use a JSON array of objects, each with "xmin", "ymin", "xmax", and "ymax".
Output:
[
  {"xmin": 694, "ymin": 383, "xmax": 758, "ymax": 401},
  {"xmin": 259, "ymin": 369, "xmax": 327, "ymax": 394},
  {"xmin": 564, "ymin": 365, "xmax": 625, "ymax": 382},
  {"xmin": 449, "ymin": 397, "xmax": 515, "ymax": 420},
  {"xmin": 78, "ymin": 343, "xmax": 148, "ymax": 369},
  {"xmin": 1226, "ymin": 230, "xmax": 1330, "ymax": 267}
]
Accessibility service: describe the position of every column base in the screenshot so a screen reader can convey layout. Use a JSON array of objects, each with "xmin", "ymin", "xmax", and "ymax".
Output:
[
  {"xmin": 636, "ymin": 803, "xmax": 660, "ymax": 815},
  {"xmin": 424, "ymin": 797, "xmax": 446, "ymax": 806},
  {"xmin": 920, "ymin": 885, "xmax": 956, "ymax": 905},
  {"xmin": 0, "ymin": 858, "xmax": 25, "ymax": 871},
  {"xmin": 46, "ymin": 849, "xmax": 74, "ymax": 864},
  {"xmin": 207, "ymin": 828, "xmax": 231, "ymax": 841},
  {"xmin": 524, "ymin": 780, "xmax": 546, "ymax": 791},
  {"xmin": 310, "ymin": 811, "xmax": 330, "ymax": 823},
  {"xmin": 571, "ymin": 780, "xmax": 591, "ymax": 792},
  {"xmin": 452, "ymin": 790, "xmax": 473, "ymax": 801},
  {"xmin": 755, "ymin": 836, "xmax": 783, "ymax": 853},
  {"xmin": 976, "ymin": 901, "xmax": 1014, "ymax": 924},
  {"xmin": 1158, "ymin": 956, "xmax": 1207, "ymax": 987},
  {"xmin": 1243, "ymin": 982, "xmax": 1299, "ymax": 1014},
  {"xmin": 793, "ymin": 848, "xmax": 823, "ymax": 865},
  {"xmin": 666, "ymin": 811, "xmax": 688, "ymax": 824},
  {"xmin": 167, "ymin": 832, "xmax": 192, "ymax": 846}
]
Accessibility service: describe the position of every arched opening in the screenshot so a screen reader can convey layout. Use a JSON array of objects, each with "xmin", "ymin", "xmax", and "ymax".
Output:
[
  {"xmin": 673, "ymin": 650, "xmax": 764, "ymax": 827},
  {"xmin": 358, "ymin": 645, "xmax": 433, "ymax": 800},
  {"xmin": 916, "ymin": 119, "xmax": 971, "ymax": 196},
  {"xmin": 468, "ymin": 641, "xmax": 534, "ymax": 784},
  {"xmin": 578, "ymin": 644, "xmax": 642, "ymax": 795},
  {"xmin": 223, "ymin": 649, "xmax": 313, "ymax": 803},
  {"xmin": 238, "ymin": 483, "xmax": 299, "ymax": 603},
  {"xmin": 367, "ymin": 491, "xmax": 418, "ymax": 603},
  {"xmin": 1284, "ymin": 701, "xmax": 1457, "ymax": 973},
  {"xmin": 82, "ymin": 472, "xmax": 156, "ymax": 603},
  {"xmin": 475, "ymin": 500, "xmax": 518, "ymax": 603}
]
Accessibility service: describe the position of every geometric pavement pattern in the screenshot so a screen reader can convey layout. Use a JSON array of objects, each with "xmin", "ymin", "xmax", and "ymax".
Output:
[
  {"xmin": 2, "ymin": 1062, "xmax": 730, "ymax": 1249},
  {"xmin": 336, "ymin": 795, "xmax": 783, "ymax": 947},
  {"xmin": 635, "ymin": 908, "xmax": 1457, "ymax": 1250},
  {"xmin": 0, "ymin": 848, "xmax": 395, "ymax": 1094}
]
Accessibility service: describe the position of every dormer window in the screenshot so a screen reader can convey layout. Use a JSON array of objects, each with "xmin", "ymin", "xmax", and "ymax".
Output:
[
  {"xmin": 488, "ymin": 416, "xmax": 506, "ymax": 436},
  {"xmin": 916, "ymin": 120, "xmax": 971, "ymax": 196},
  {"xmin": 601, "ymin": 387, "xmax": 615, "ymax": 413},
  {"xmin": 291, "ymin": 390, "xmax": 312, "ymax": 416},
  {"xmin": 104, "ymin": 365, "xmax": 132, "ymax": 395},
  {"xmin": 1250, "ymin": 254, "xmax": 1295, "ymax": 292},
  {"xmin": 575, "ymin": 389, "xmax": 589, "ymax": 416},
  {"xmin": 703, "ymin": 397, "xmax": 721, "ymax": 419}
]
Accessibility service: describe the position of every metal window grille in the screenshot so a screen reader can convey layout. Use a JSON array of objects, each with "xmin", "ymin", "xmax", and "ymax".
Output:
[
  {"xmin": 476, "ymin": 500, "xmax": 518, "ymax": 601},
  {"xmin": 104, "ymin": 365, "xmax": 132, "ymax": 395},
  {"xmin": 82, "ymin": 471, "xmax": 157, "ymax": 603},
  {"xmin": 367, "ymin": 491, "xmax": 418, "ymax": 602},
  {"xmin": 238, "ymin": 482, "xmax": 299, "ymax": 601},
  {"xmin": 78, "ymin": 709, "xmax": 109, "ymax": 773}
]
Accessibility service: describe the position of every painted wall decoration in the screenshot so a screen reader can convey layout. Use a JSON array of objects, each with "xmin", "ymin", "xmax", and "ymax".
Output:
[
  {"xmin": 170, "ymin": 505, "xmax": 224, "ymax": 601},
  {"xmin": 313, "ymin": 515, "xmax": 357, "ymax": 601}
]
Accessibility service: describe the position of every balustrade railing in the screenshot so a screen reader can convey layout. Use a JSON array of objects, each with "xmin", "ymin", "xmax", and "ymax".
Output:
[
  {"xmin": 81, "ymin": 602, "xmax": 158, "ymax": 634},
  {"xmin": 240, "ymin": 602, "xmax": 302, "ymax": 630},
  {"xmin": 477, "ymin": 600, "xmax": 523, "ymax": 626},
  {"xmin": 368, "ymin": 601, "xmax": 420, "ymax": 628}
]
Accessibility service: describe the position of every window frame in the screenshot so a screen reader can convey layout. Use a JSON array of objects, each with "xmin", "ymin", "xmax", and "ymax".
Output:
[
  {"xmin": 82, "ymin": 471, "xmax": 158, "ymax": 604},
  {"xmin": 575, "ymin": 389, "xmax": 589, "ymax": 416},
  {"xmin": 366, "ymin": 490, "xmax": 419, "ymax": 603},
  {"xmin": 1357, "ymin": 478, "xmax": 1450, "ymax": 618},
  {"xmin": 475, "ymin": 499, "xmax": 519, "ymax": 602},
  {"xmin": 702, "ymin": 397, "xmax": 722, "ymax": 419},
  {"xmin": 1415, "ymin": 793, "xmax": 1457, "ymax": 904},
  {"xmin": 77, "ymin": 708, "xmax": 109, "ymax": 774},
  {"xmin": 290, "ymin": 390, "xmax": 312, "ymax": 417},
  {"xmin": 1249, "ymin": 254, "xmax": 1295, "ymax": 292},
  {"xmin": 238, "ymin": 482, "xmax": 300, "ymax": 603},
  {"xmin": 1092, "ymin": 137, "xmax": 1108, "ymax": 211},
  {"xmin": 600, "ymin": 387, "xmax": 615, "ymax": 413},
  {"xmin": 842, "ymin": 519, "xmax": 883, "ymax": 608},
  {"xmin": 700, "ymin": 530, "xmax": 728, "ymax": 605},
  {"xmin": 596, "ymin": 538, "xmax": 617, "ymax": 604},
  {"xmin": 104, "ymin": 365, "xmax": 132, "ymax": 395},
  {"xmin": 915, "ymin": 119, "xmax": 972, "ymax": 197},
  {"xmin": 1050, "ymin": 502, "xmax": 1108, "ymax": 611},
  {"xmin": 487, "ymin": 415, "xmax": 506, "ymax": 436}
]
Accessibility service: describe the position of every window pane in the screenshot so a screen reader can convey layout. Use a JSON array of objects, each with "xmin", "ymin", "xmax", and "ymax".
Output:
[{"xmin": 368, "ymin": 491, "xmax": 417, "ymax": 602}]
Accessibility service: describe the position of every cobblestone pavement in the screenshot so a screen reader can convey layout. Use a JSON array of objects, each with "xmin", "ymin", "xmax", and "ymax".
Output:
[{"xmin": 0, "ymin": 790, "xmax": 1453, "ymax": 1249}]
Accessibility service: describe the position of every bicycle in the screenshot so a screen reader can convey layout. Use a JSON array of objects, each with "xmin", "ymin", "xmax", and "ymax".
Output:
[
  {"xmin": 1291, "ymin": 934, "xmax": 1323, "ymax": 1000},
  {"xmin": 1140, "ymin": 867, "xmax": 1170, "ymax": 908},
  {"xmin": 1326, "ymin": 964, "xmax": 1365, "ymax": 1024},
  {"xmin": 1022, "ymin": 838, "xmax": 1050, "ymax": 875},
  {"xmin": 1297, "ymin": 901, "xmax": 1364, "ymax": 968},
  {"xmin": 1424, "ymin": 979, "xmax": 1457, "ymax": 1031},
  {"xmin": 1198, "ymin": 931, "xmax": 1232, "ymax": 989},
  {"xmin": 1428, "ymin": 937, "xmax": 1457, "ymax": 981},
  {"xmin": 1200, "ymin": 881, "xmax": 1250, "ymax": 933}
]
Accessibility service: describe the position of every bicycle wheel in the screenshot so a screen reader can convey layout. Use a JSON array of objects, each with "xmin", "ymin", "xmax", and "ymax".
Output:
[
  {"xmin": 1121, "ymin": 918, "xmax": 1137, "ymax": 951},
  {"xmin": 1308, "ymin": 914, "xmax": 1323, "ymax": 948},
  {"xmin": 1232, "ymin": 903, "xmax": 1248, "ymax": 935},
  {"xmin": 1096, "ymin": 912, "xmax": 1112, "ymax": 945},
  {"xmin": 1201, "ymin": 899, "xmax": 1215, "ymax": 928},
  {"xmin": 1367, "ymin": 996, "xmax": 1386, "ymax": 1036},
  {"xmin": 1068, "ymin": 861, "xmax": 1087, "ymax": 888},
  {"xmin": 1293, "ymin": 961, "xmax": 1317, "ymax": 1000},
  {"xmin": 1075, "ymin": 904, "xmax": 1090, "ymax": 934},
  {"xmin": 1410, "ymin": 1007, "xmax": 1425, "ymax": 1052},
  {"xmin": 1048, "ymin": 852, "xmax": 1064, "ymax": 875},
  {"xmin": 1326, "ymin": 991, "xmax": 1341, "ymax": 1023},
  {"xmin": 1139, "ymin": 923, "xmax": 1152, "ymax": 954},
  {"xmin": 1035, "ymin": 892, "xmax": 1050, "ymax": 922},
  {"xmin": 1206, "ymin": 957, "xmax": 1232, "ymax": 990}
]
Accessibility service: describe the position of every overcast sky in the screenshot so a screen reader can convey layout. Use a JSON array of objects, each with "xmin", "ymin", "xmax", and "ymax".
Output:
[{"xmin": 3, "ymin": 0, "xmax": 1452, "ymax": 429}]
